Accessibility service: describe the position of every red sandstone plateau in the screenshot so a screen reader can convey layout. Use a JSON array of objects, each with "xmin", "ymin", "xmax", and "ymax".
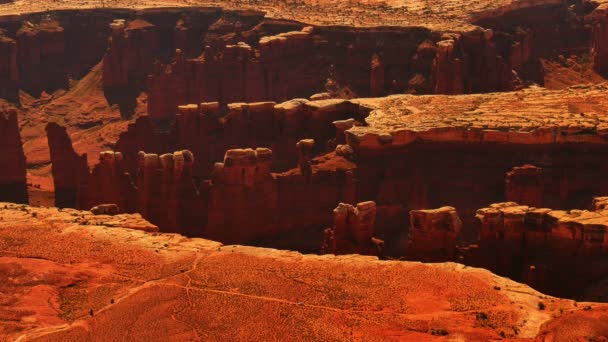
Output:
[{"xmin": 2, "ymin": 0, "xmax": 608, "ymax": 340}]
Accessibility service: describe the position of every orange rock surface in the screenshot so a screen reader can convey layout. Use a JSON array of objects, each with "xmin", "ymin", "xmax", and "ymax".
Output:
[
  {"xmin": 2, "ymin": 1, "xmax": 608, "ymax": 340},
  {"xmin": 1, "ymin": 202, "xmax": 607, "ymax": 341}
]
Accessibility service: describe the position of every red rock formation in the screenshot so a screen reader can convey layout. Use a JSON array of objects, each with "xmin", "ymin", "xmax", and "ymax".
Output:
[
  {"xmin": 79, "ymin": 151, "xmax": 134, "ymax": 213},
  {"xmin": 206, "ymin": 148, "xmax": 277, "ymax": 243},
  {"xmin": 102, "ymin": 19, "xmax": 159, "ymax": 90},
  {"xmin": 505, "ymin": 164, "xmax": 543, "ymax": 207},
  {"xmin": 136, "ymin": 150, "xmax": 204, "ymax": 235},
  {"xmin": 0, "ymin": 108, "xmax": 27, "ymax": 204},
  {"xmin": 16, "ymin": 18, "xmax": 67, "ymax": 96},
  {"xmin": 296, "ymin": 139, "xmax": 314, "ymax": 178},
  {"xmin": 592, "ymin": 10, "xmax": 608, "ymax": 77},
  {"xmin": 103, "ymin": 19, "xmax": 159, "ymax": 115},
  {"xmin": 45, "ymin": 123, "xmax": 89, "ymax": 208},
  {"xmin": 0, "ymin": 31, "xmax": 18, "ymax": 102},
  {"xmin": 115, "ymin": 98, "xmax": 367, "ymax": 178},
  {"xmin": 146, "ymin": 49, "xmax": 187, "ymax": 120},
  {"xmin": 466, "ymin": 201, "xmax": 608, "ymax": 297},
  {"xmin": 369, "ymin": 53, "xmax": 384, "ymax": 97},
  {"xmin": 407, "ymin": 207, "xmax": 463, "ymax": 261},
  {"xmin": 408, "ymin": 40, "xmax": 437, "ymax": 94},
  {"xmin": 434, "ymin": 38, "xmax": 464, "ymax": 94},
  {"xmin": 434, "ymin": 28, "xmax": 534, "ymax": 94},
  {"xmin": 322, "ymin": 201, "xmax": 383, "ymax": 256},
  {"xmin": 147, "ymin": 26, "xmax": 315, "ymax": 119}
]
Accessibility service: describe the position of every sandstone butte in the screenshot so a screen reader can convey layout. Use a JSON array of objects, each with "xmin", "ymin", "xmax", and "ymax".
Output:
[{"xmin": 2, "ymin": 0, "xmax": 608, "ymax": 340}]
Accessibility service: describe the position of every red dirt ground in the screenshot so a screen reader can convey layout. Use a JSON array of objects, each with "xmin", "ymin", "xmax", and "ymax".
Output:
[{"xmin": 0, "ymin": 203, "xmax": 606, "ymax": 341}]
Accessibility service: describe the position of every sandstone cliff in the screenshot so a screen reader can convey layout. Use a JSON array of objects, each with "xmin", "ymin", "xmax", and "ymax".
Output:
[{"xmin": 45, "ymin": 122, "xmax": 89, "ymax": 208}]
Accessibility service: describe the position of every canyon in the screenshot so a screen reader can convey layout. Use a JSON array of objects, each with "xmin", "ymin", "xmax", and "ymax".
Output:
[{"xmin": 2, "ymin": 0, "xmax": 608, "ymax": 340}]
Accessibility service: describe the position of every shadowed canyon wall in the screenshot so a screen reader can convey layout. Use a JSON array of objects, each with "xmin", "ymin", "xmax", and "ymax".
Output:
[
  {"xmin": 0, "ymin": 108, "xmax": 27, "ymax": 204},
  {"xmin": 0, "ymin": 3, "xmax": 604, "ymax": 109},
  {"xmin": 114, "ymin": 99, "xmax": 369, "ymax": 177},
  {"xmin": 48, "ymin": 105, "xmax": 608, "ymax": 262}
]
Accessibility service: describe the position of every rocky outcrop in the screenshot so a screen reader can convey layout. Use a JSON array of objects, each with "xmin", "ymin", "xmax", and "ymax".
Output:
[
  {"xmin": 434, "ymin": 38, "xmax": 464, "ymax": 94},
  {"xmin": 369, "ymin": 54, "xmax": 384, "ymax": 97},
  {"xmin": 16, "ymin": 18, "xmax": 67, "ymax": 96},
  {"xmin": 45, "ymin": 122, "xmax": 89, "ymax": 208},
  {"xmin": 465, "ymin": 201, "xmax": 608, "ymax": 297},
  {"xmin": 206, "ymin": 148, "xmax": 276, "ymax": 242},
  {"xmin": 138, "ymin": 150, "xmax": 203, "ymax": 235},
  {"xmin": 102, "ymin": 19, "xmax": 159, "ymax": 90},
  {"xmin": 66, "ymin": 143, "xmax": 357, "ymax": 248},
  {"xmin": 346, "ymin": 86, "xmax": 608, "ymax": 240},
  {"xmin": 505, "ymin": 165, "xmax": 543, "ymax": 207},
  {"xmin": 115, "ymin": 98, "xmax": 368, "ymax": 178},
  {"xmin": 0, "ymin": 108, "xmax": 27, "ymax": 204},
  {"xmin": 407, "ymin": 207, "xmax": 463, "ymax": 261},
  {"xmin": 322, "ymin": 201, "xmax": 383, "ymax": 256},
  {"xmin": 78, "ymin": 151, "xmax": 134, "ymax": 214},
  {"xmin": 147, "ymin": 26, "xmax": 315, "ymax": 119},
  {"xmin": 434, "ymin": 27, "xmax": 534, "ymax": 94},
  {"xmin": 77, "ymin": 149, "xmax": 202, "ymax": 235},
  {"xmin": 0, "ymin": 31, "xmax": 18, "ymax": 102},
  {"xmin": 102, "ymin": 19, "xmax": 160, "ymax": 115},
  {"xmin": 592, "ymin": 10, "xmax": 608, "ymax": 77}
]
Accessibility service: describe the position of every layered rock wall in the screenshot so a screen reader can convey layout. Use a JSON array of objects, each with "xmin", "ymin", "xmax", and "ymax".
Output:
[
  {"xmin": 16, "ymin": 18, "xmax": 67, "ymax": 96},
  {"xmin": 115, "ymin": 98, "xmax": 368, "ymax": 178},
  {"xmin": 465, "ymin": 201, "xmax": 608, "ymax": 298},
  {"xmin": 0, "ymin": 31, "xmax": 18, "ymax": 102},
  {"xmin": 46, "ymin": 123, "xmax": 89, "ymax": 208}
]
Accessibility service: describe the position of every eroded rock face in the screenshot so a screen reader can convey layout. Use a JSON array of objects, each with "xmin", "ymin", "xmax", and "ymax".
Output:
[
  {"xmin": 0, "ymin": 108, "xmax": 27, "ymax": 204},
  {"xmin": 79, "ymin": 151, "xmax": 133, "ymax": 213},
  {"xmin": 592, "ymin": 9, "xmax": 608, "ymax": 77},
  {"xmin": 46, "ymin": 122, "xmax": 89, "ymax": 208},
  {"xmin": 68, "ymin": 144, "xmax": 356, "ymax": 248},
  {"xmin": 465, "ymin": 201, "xmax": 608, "ymax": 298},
  {"xmin": 103, "ymin": 19, "xmax": 160, "ymax": 115},
  {"xmin": 505, "ymin": 164, "xmax": 544, "ymax": 207},
  {"xmin": 407, "ymin": 206, "xmax": 463, "ymax": 261},
  {"xmin": 115, "ymin": 98, "xmax": 368, "ymax": 178},
  {"xmin": 16, "ymin": 18, "xmax": 67, "ymax": 96},
  {"xmin": 322, "ymin": 201, "xmax": 383, "ymax": 256},
  {"xmin": 147, "ymin": 26, "xmax": 316, "ymax": 119},
  {"xmin": 102, "ymin": 19, "xmax": 159, "ymax": 90},
  {"xmin": 0, "ymin": 31, "xmax": 18, "ymax": 102}
]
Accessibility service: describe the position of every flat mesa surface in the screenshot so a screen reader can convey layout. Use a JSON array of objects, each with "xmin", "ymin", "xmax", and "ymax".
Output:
[
  {"xmin": 349, "ymin": 84, "xmax": 608, "ymax": 148},
  {"xmin": 2, "ymin": 0, "xmax": 607, "ymax": 31},
  {"xmin": 1, "ymin": 203, "xmax": 607, "ymax": 341}
]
